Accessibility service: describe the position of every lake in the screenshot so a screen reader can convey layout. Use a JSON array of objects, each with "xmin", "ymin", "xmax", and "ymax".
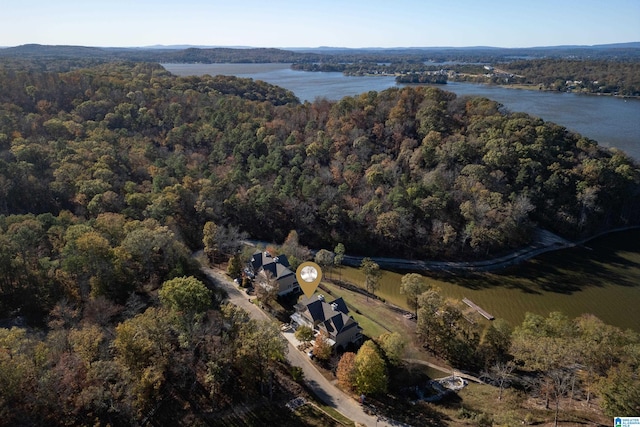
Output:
[
  {"xmin": 163, "ymin": 63, "xmax": 640, "ymax": 160},
  {"xmin": 336, "ymin": 229, "xmax": 640, "ymax": 332}
]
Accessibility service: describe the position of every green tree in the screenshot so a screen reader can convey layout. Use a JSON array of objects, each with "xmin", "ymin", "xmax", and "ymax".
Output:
[
  {"xmin": 227, "ymin": 254, "xmax": 243, "ymax": 279},
  {"xmin": 68, "ymin": 324, "xmax": 105, "ymax": 367},
  {"xmin": 480, "ymin": 318, "xmax": 513, "ymax": 366},
  {"xmin": 62, "ymin": 229, "xmax": 117, "ymax": 299},
  {"xmin": 597, "ymin": 362, "xmax": 640, "ymax": 417},
  {"xmin": 158, "ymin": 276, "xmax": 212, "ymax": 318},
  {"xmin": 354, "ymin": 340, "xmax": 387, "ymax": 395},
  {"xmin": 314, "ymin": 249, "xmax": 334, "ymax": 278},
  {"xmin": 236, "ymin": 319, "xmax": 287, "ymax": 397},
  {"xmin": 203, "ymin": 221, "xmax": 219, "ymax": 264},
  {"xmin": 117, "ymin": 222, "xmax": 189, "ymax": 288},
  {"xmin": 294, "ymin": 325, "xmax": 315, "ymax": 345},
  {"xmin": 416, "ymin": 289, "xmax": 446, "ymax": 352},
  {"xmin": 511, "ymin": 312, "xmax": 581, "ymax": 421},
  {"xmin": 113, "ymin": 307, "xmax": 173, "ymax": 411},
  {"xmin": 377, "ymin": 331, "xmax": 405, "ymax": 367},
  {"xmin": 360, "ymin": 257, "xmax": 381, "ymax": 299},
  {"xmin": 400, "ymin": 273, "xmax": 429, "ymax": 316}
]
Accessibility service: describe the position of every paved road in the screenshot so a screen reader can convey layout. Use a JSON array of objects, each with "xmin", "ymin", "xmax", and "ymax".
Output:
[
  {"xmin": 244, "ymin": 227, "xmax": 574, "ymax": 273},
  {"xmin": 244, "ymin": 226, "xmax": 640, "ymax": 274},
  {"xmin": 200, "ymin": 265, "xmax": 394, "ymax": 427}
]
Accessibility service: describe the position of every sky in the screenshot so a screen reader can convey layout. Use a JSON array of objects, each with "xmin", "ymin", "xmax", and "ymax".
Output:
[{"xmin": 1, "ymin": 0, "xmax": 639, "ymax": 49}]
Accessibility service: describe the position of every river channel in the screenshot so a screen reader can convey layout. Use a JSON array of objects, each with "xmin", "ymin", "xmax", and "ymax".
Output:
[{"xmin": 164, "ymin": 63, "xmax": 640, "ymax": 160}]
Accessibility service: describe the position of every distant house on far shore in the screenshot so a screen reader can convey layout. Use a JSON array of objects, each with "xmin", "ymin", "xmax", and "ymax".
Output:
[{"xmin": 250, "ymin": 250, "xmax": 300, "ymax": 296}]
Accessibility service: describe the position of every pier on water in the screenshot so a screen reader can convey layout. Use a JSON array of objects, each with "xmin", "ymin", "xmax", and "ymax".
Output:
[{"xmin": 462, "ymin": 298, "xmax": 495, "ymax": 320}]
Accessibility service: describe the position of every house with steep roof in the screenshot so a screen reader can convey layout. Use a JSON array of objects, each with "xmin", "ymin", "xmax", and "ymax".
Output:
[
  {"xmin": 291, "ymin": 294, "xmax": 363, "ymax": 352},
  {"xmin": 250, "ymin": 250, "xmax": 300, "ymax": 296}
]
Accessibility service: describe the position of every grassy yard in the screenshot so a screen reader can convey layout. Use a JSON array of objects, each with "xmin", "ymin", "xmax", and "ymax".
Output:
[{"xmin": 316, "ymin": 281, "xmax": 446, "ymax": 365}]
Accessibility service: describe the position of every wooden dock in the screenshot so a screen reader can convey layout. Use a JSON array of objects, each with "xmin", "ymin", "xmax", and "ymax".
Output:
[{"xmin": 462, "ymin": 298, "xmax": 494, "ymax": 320}]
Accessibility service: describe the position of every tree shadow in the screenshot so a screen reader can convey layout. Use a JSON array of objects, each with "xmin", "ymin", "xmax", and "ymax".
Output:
[{"xmin": 440, "ymin": 233, "xmax": 640, "ymax": 296}]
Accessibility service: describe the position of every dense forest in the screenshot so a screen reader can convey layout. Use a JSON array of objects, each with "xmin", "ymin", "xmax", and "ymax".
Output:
[
  {"xmin": 1, "ymin": 61, "xmax": 639, "ymax": 262},
  {"xmin": 1, "ymin": 59, "xmax": 639, "ymax": 425}
]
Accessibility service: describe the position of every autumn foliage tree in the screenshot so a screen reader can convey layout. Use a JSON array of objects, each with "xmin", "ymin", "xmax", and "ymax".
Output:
[
  {"xmin": 353, "ymin": 340, "xmax": 388, "ymax": 395},
  {"xmin": 312, "ymin": 331, "xmax": 333, "ymax": 362},
  {"xmin": 336, "ymin": 351, "xmax": 357, "ymax": 391}
]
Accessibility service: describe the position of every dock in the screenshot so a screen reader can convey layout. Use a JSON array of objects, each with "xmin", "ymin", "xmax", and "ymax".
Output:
[{"xmin": 462, "ymin": 298, "xmax": 494, "ymax": 320}]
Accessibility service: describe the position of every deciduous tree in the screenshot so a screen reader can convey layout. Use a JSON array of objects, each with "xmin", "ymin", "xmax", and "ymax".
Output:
[
  {"xmin": 360, "ymin": 257, "xmax": 381, "ymax": 299},
  {"xmin": 313, "ymin": 331, "xmax": 333, "ymax": 362},
  {"xmin": 353, "ymin": 340, "xmax": 387, "ymax": 395},
  {"xmin": 294, "ymin": 325, "xmax": 314, "ymax": 345},
  {"xmin": 377, "ymin": 331, "xmax": 405, "ymax": 367},
  {"xmin": 336, "ymin": 351, "xmax": 357, "ymax": 391},
  {"xmin": 314, "ymin": 249, "xmax": 334, "ymax": 278},
  {"xmin": 400, "ymin": 273, "xmax": 429, "ymax": 316},
  {"xmin": 158, "ymin": 276, "xmax": 212, "ymax": 318}
]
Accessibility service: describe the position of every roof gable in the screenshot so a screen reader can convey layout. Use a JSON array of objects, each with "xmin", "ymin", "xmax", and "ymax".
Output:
[{"xmin": 306, "ymin": 299, "xmax": 326, "ymax": 323}]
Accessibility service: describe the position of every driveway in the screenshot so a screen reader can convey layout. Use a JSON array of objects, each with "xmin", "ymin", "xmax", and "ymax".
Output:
[{"xmin": 200, "ymin": 265, "xmax": 395, "ymax": 427}]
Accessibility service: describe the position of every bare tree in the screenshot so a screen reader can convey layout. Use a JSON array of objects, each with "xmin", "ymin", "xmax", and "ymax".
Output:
[
  {"xmin": 483, "ymin": 361, "xmax": 515, "ymax": 401},
  {"xmin": 255, "ymin": 270, "xmax": 279, "ymax": 307}
]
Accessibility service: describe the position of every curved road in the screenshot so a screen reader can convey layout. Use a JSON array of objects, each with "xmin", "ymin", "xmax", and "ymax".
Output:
[
  {"xmin": 200, "ymin": 264, "xmax": 395, "ymax": 427},
  {"xmin": 247, "ymin": 226, "xmax": 640, "ymax": 273}
]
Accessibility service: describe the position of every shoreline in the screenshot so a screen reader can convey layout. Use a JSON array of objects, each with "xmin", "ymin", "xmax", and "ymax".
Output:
[
  {"xmin": 449, "ymin": 80, "xmax": 640, "ymax": 99},
  {"xmin": 341, "ymin": 226, "xmax": 640, "ymax": 274}
]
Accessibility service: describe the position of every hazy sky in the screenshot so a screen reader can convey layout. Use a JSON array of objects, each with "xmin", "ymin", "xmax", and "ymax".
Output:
[{"xmin": 1, "ymin": 0, "xmax": 638, "ymax": 48}]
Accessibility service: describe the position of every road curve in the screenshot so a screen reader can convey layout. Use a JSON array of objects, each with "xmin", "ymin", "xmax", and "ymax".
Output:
[{"xmin": 246, "ymin": 226, "xmax": 640, "ymax": 273}]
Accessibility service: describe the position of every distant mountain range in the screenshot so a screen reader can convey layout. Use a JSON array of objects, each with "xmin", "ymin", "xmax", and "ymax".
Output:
[{"xmin": 0, "ymin": 42, "xmax": 638, "ymax": 63}]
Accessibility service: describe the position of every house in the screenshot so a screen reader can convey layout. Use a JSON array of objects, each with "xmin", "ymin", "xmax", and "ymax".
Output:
[
  {"xmin": 250, "ymin": 250, "xmax": 300, "ymax": 296},
  {"xmin": 291, "ymin": 294, "xmax": 363, "ymax": 352}
]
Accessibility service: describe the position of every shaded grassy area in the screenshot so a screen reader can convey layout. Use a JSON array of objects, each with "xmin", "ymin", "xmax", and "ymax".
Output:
[
  {"xmin": 337, "ymin": 229, "xmax": 640, "ymax": 332},
  {"xmin": 307, "ymin": 403, "xmax": 355, "ymax": 427},
  {"xmin": 436, "ymin": 382, "xmax": 611, "ymax": 427}
]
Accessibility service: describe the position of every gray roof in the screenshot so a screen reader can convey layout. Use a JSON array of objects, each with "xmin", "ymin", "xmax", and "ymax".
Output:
[
  {"xmin": 302, "ymin": 295, "xmax": 358, "ymax": 337},
  {"xmin": 253, "ymin": 250, "xmax": 299, "ymax": 295}
]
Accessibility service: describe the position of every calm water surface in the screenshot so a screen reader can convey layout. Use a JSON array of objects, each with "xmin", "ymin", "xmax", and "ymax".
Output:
[
  {"xmin": 164, "ymin": 63, "xmax": 640, "ymax": 159},
  {"xmin": 339, "ymin": 229, "xmax": 640, "ymax": 332}
]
